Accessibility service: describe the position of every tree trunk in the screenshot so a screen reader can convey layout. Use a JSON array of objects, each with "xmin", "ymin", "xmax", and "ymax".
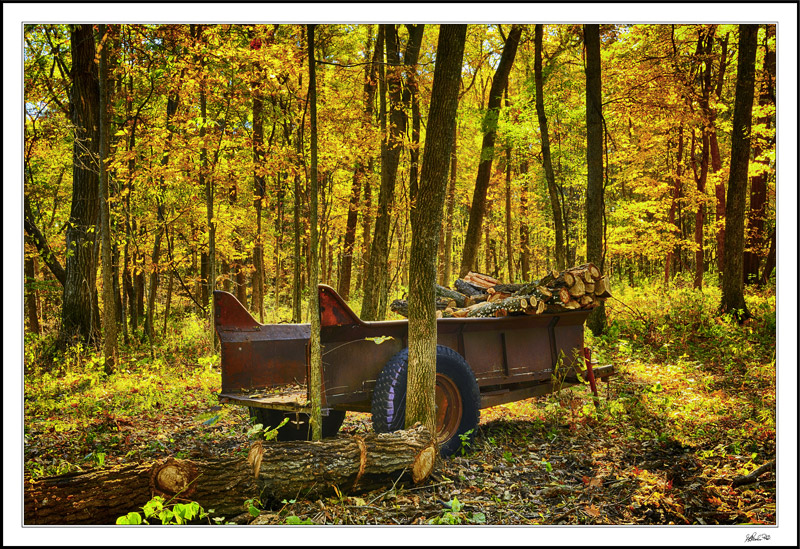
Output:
[
  {"xmin": 24, "ymin": 240, "xmax": 41, "ymax": 335},
  {"xmin": 98, "ymin": 24, "xmax": 117, "ymax": 374},
  {"xmin": 519, "ymin": 160, "xmax": 531, "ymax": 282},
  {"xmin": 534, "ymin": 24, "xmax": 566, "ymax": 271},
  {"xmin": 292, "ymin": 172, "xmax": 303, "ymax": 323},
  {"xmin": 665, "ymin": 127, "xmax": 685, "ymax": 284},
  {"xmin": 712, "ymin": 31, "xmax": 730, "ymax": 273},
  {"xmin": 459, "ymin": 25, "xmax": 522, "ymax": 278},
  {"xmin": 719, "ymin": 24, "xmax": 758, "ymax": 321},
  {"xmin": 584, "ymin": 24, "xmax": 606, "ymax": 336},
  {"xmin": 59, "ymin": 24, "xmax": 100, "ymax": 348},
  {"xmin": 307, "ymin": 25, "xmax": 323, "ymax": 440},
  {"xmin": 251, "ymin": 54, "xmax": 267, "ymax": 321},
  {"xmin": 440, "ymin": 132, "xmax": 459, "ymax": 287},
  {"xmin": 503, "ymin": 86, "xmax": 514, "ymax": 282},
  {"xmin": 24, "ymin": 426, "xmax": 436, "ymax": 525},
  {"xmin": 361, "ymin": 25, "xmax": 423, "ymax": 320},
  {"xmin": 406, "ymin": 24, "xmax": 466, "ymax": 433},
  {"xmin": 338, "ymin": 166, "xmax": 362, "ymax": 301},
  {"xmin": 743, "ymin": 25, "xmax": 775, "ymax": 285}
]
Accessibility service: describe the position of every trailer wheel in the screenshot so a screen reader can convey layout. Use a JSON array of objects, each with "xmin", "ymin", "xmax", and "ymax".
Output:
[
  {"xmin": 371, "ymin": 345, "xmax": 480, "ymax": 458},
  {"xmin": 248, "ymin": 408, "xmax": 346, "ymax": 441}
]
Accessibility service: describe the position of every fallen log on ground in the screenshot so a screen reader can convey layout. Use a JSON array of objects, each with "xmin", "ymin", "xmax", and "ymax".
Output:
[{"xmin": 24, "ymin": 425, "xmax": 436, "ymax": 525}]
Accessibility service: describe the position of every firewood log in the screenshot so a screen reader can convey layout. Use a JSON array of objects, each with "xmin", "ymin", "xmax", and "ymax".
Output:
[
  {"xmin": 454, "ymin": 278, "xmax": 484, "ymax": 296},
  {"xmin": 434, "ymin": 284, "xmax": 468, "ymax": 308}
]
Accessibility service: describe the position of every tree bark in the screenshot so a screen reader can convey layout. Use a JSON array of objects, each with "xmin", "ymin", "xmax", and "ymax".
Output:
[
  {"xmin": 503, "ymin": 86, "xmax": 514, "ymax": 282},
  {"xmin": 440, "ymin": 130, "xmax": 459, "ymax": 287},
  {"xmin": 307, "ymin": 25, "xmax": 323, "ymax": 440},
  {"xmin": 719, "ymin": 25, "xmax": 758, "ymax": 321},
  {"xmin": 459, "ymin": 25, "xmax": 522, "ymax": 278},
  {"xmin": 406, "ymin": 24, "xmax": 466, "ymax": 433},
  {"xmin": 98, "ymin": 24, "xmax": 117, "ymax": 374},
  {"xmin": 24, "ymin": 426, "xmax": 436, "ymax": 525},
  {"xmin": 59, "ymin": 24, "xmax": 100, "ymax": 348},
  {"xmin": 251, "ymin": 44, "xmax": 267, "ymax": 321},
  {"xmin": 534, "ymin": 24, "xmax": 566, "ymax": 272},
  {"xmin": 743, "ymin": 25, "xmax": 775, "ymax": 285},
  {"xmin": 24, "ymin": 239, "xmax": 42, "ymax": 335},
  {"xmin": 361, "ymin": 25, "xmax": 423, "ymax": 320},
  {"xmin": 584, "ymin": 24, "xmax": 606, "ymax": 335}
]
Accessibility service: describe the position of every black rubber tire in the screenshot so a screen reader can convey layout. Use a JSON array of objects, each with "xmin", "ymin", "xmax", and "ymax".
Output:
[
  {"xmin": 248, "ymin": 408, "xmax": 346, "ymax": 441},
  {"xmin": 371, "ymin": 345, "xmax": 480, "ymax": 458}
]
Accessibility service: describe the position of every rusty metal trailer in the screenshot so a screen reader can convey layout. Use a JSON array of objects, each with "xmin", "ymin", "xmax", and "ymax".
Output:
[{"xmin": 214, "ymin": 284, "xmax": 614, "ymax": 457}]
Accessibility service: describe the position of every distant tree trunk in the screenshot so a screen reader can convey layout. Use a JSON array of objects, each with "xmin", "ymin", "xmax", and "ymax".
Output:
[
  {"xmin": 362, "ymin": 25, "xmax": 423, "ymax": 320},
  {"xmin": 719, "ymin": 24, "xmax": 758, "ymax": 321},
  {"xmin": 584, "ymin": 24, "xmax": 606, "ymax": 335},
  {"xmin": 338, "ymin": 167, "xmax": 362, "ymax": 301},
  {"xmin": 691, "ymin": 27, "xmax": 715, "ymax": 290},
  {"xmin": 98, "ymin": 24, "xmax": 117, "ymax": 374},
  {"xmin": 743, "ymin": 25, "xmax": 775, "ymax": 285},
  {"xmin": 251, "ymin": 61, "xmax": 267, "ymax": 321},
  {"xmin": 690, "ymin": 127, "xmax": 709, "ymax": 290},
  {"xmin": 518, "ymin": 159, "xmax": 531, "ymax": 281},
  {"xmin": 440, "ymin": 131, "xmax": 458, "ymax": 287},
  {"xmin": 145, "ymin": 89, "xmax": 180, "ymax": 347},
  {"xmin": 665, "ymin": 127, "xmax": 685, "ymax": 283},
  {"xmin": 406, "ymin": 24, "xmax": 466, "ymax": 433},
  {"xmin": 459, "ymin": 25, "xmax": 522, "ymax": 278},
  {"xmin": 534, "ymin": 24, "xmax": 566, "ymax": 271},
  {"xmin": 307, "ymin": 24, "xmax": 323, "ymax": 441},
  {"xmin": 24, "ymin": 241, "xmax": 41, "ymax": 335},
  {"xmin": 711, "ymin": 31, "xmax": 730, "ymax": 273},
  {"xmin": 59, "ymin": 24, "xmax": 100, "ymax": 348},
  {"xmin": 292, "ymin": 172, "xmax": 303, "ymax": 323}
]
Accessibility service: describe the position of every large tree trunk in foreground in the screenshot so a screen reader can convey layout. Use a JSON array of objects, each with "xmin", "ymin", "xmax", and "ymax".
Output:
[
  {"xmin": 719, "ymin": 24, "xmax": 758, "ymax": 321},
  {"xmin": 406, "ymin": 24, "xmax": 465, "ymax": 432},
  {"xmin": 59, "ymin": 24, "xmax": 100, "ymax": 348},
  {"xmin": 584, "ymin": 24, "xmax": 606, "ymax": 336},
  {"xmin": 24, "ymin": 426, "xmax": 435, "ymax": 525}
]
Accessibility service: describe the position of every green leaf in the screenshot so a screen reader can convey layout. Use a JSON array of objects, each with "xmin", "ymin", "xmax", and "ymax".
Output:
[
  {"xmin": 116, "ymin": 512, "xmax": 143, "ymax": 525},
  {"xmin": 470, "ymin": 512, "xmax": 486, "ymax": 524}
]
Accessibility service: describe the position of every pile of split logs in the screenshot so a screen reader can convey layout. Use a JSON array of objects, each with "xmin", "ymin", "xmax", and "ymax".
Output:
[{"xmin": 390, "ymin": 264, "xmax": 611, "ymax": 319}]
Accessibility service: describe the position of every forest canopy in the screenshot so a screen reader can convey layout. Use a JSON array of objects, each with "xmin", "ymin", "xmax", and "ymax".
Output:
[{"xmin": 22, "ymin": 22, "xmax": 778, "ymax": 346}]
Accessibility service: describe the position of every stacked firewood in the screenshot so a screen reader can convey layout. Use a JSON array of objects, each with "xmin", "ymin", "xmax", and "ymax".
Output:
[{"xmin": 390, "ymin": 264, "xmax": 611, "ymax": 319}]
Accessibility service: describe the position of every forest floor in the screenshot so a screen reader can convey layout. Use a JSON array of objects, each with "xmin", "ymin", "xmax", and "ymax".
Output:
[{"xmin": 22, "ymin": 280, "xmax": 778, "ymax": 527}]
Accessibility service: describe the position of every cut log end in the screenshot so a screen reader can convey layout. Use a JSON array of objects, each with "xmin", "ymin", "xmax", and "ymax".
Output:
[{"xmin": 412, "ymin": 444, "xmax": 437, "ymax": 484}]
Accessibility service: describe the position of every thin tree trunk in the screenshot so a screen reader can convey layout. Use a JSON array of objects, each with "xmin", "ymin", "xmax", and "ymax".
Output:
[
  {"xmin": 24, "ymin": 240, "xmax": 42, "ymax": 335},
  {"xmin": 459, "ymin": 25, "xmax": 522, "ymax": 278},
  {"xmin": 98, "ymin": 24, "xmax": 117, "ymax": 374},
  {"xmin": 519, "ymin": 160, "xmax": 531, "ymax": 281},
  {"xmin": 743, "ymin": 25, "xmax": 775, "ymax": 284},
  {"xmin": 440, "ymin": 130, "xmax": 458, "ymax": 287},
  {"xmin": 307, "ymin": 24, "xmax": 322, "ymax": 441},
  {"xmin": 251, "ymin": 59, "xmax": 267, "ymax": 321},
  {"xmin": 534, "ymin": 24, "xmax": 566, "ymax": 271},
  {"xmin": 338, "ymin": 167, "xmax": 362, "ymax": 301},
  {"xmin": 719, "ymin": 24, "xmax": 758, "ymax": 321},
  {"xmin": 292, "ymin": 172, "xmax": 303, "ymax": 323},
  {"xmin": 362, "ymin": 25, "xmax": 423, "ymax": 320},
  {"xmin": 712, "ymin": 31, "xmax": 730, "ymax": 273}
]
